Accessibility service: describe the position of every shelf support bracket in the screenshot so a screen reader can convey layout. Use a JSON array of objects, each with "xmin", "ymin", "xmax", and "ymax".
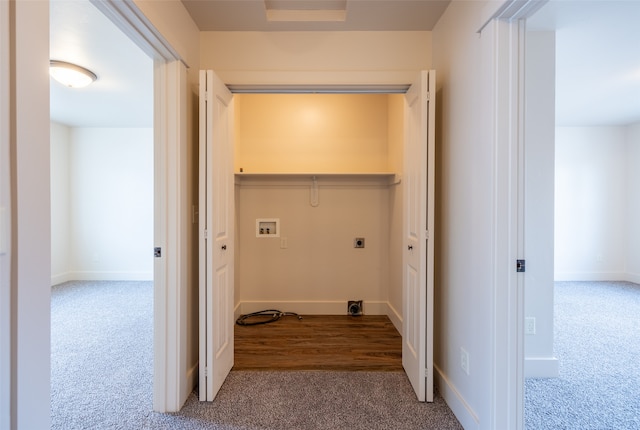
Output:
[{"xmin": 310, "ymin": 176, "xmax": 319, "ymax": 207}]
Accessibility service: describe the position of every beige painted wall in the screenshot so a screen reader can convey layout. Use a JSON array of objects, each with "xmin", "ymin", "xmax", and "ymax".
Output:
[
  {"xmin": 235, "ymin": 94, "xmax": 391, "ymax": 173},
  {"xmin": 235, "ymin": 94, "xmax": 404, "ymax": 315},
  {"xmin": 200, "ymin": 31, "xmax": 431, "ymax": 85},
  {"xmin": 134, "ymin": 0, "xmax": 199, "ymax": 69},
  {"xmin": 387, "ymin": 94, "xmax": 405, "ymax": 319},
  {"xmin": 237, "ymin": 183, "xmax": 390, "ymax": 313},
  {"xmin": 432, "ymin": 0, "xmax": 520, "ymax": 426}
]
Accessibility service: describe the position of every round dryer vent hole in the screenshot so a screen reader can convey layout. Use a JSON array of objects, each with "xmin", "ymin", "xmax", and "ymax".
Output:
[{"xmin": 348, "ymin": 300, "xmax": 363, "ymax": 316}]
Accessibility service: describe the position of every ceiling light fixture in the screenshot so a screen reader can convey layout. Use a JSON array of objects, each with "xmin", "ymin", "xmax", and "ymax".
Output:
[{"xmin": 49, "ymin": 60, "xmax": 97, "ymax": 88}]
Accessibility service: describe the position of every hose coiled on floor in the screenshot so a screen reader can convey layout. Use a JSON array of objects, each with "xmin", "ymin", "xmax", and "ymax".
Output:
[{"xmin": 235, "ymin": 309, "xmax": 303, "ymax": 326}]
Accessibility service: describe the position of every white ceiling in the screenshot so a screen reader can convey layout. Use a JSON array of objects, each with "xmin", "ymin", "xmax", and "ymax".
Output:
[
  {"xmin": 528, "ymin": 0, "xmax": 640, "ymax": 126},
  {"xmin": 50, "ymin": 0, "xmax": 153, "ymax": 128},
  {"xmin": 50, "ymin": 0, "xmax": 640, "ymax": 128}
]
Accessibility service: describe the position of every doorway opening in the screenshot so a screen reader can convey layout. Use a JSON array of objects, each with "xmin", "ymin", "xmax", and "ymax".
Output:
[
  {"xmin": 231, "ymin": 92, "xmax": 405, "ymax": 372},
  {"xmin": 523, "ymin": 1, "xmax": 640, "ymax": 427},
  {"xmin": 49, "ymin": 0, "xmax": 154, "ymax": 285},
  {"xmin": 49, "ymin": 0, "xmax": 155, "ymax": 424},
  {"xmin": 199, "ymin": 71, "xmax": 435, "ymax": 403},
  {"xmin": 233, "ymin": 92, "xmax": 405, "ymax": 322}
]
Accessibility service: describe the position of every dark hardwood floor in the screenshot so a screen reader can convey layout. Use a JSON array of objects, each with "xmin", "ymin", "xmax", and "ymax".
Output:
[{"xmin": 234, "ymin": 314, "xmax": 402, "ymax": 371}]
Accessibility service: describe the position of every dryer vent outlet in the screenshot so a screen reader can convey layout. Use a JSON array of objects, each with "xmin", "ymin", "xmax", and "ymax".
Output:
[{"xmin": 348, "ymin": 300, "xmax": 363, "ymax": 316}]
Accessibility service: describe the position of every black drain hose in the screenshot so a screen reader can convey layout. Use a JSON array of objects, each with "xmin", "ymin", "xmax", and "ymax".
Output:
[{"xmin": 235, "ymin": 309, "xmax": 303, "ymax": 326}]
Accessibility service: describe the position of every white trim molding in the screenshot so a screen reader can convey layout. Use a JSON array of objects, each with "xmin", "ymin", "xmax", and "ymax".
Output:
[
  {"xmin": 236, "ymin": 300, "xmax": 403, "ymax": 335},
  {"xmin": 554, "ymin": 272, "xmax": 628, "ymax": 282},
  {"xmin": 483, "ymin": 14, "xmax": 527, "ymax": 430},
  {"xmin": 90, "ymin": 0, "xmax": 184, "ymax": 65},
  {"xmin": 153, "ymin": 59, "xmax": 190, "ymax": 413},
  {"xmin": 627, "ymin": 273, "xmax": 640, "ymax": 285},
  {"xmin": 0, "ymin": 1, "xmax": 12, "ymax": 428},
  {"xmin": 238, "ymin": 300, "xmax": 390, "ymax": 316},
  {"xmin": 434, "ymin": 364, "xmax": 480, "ymax": 430},
  {"xmin": 525, "ymin": 356, "xmax": 559, "ymax": 378},
  {"xmin": 51, "ymin": 272, "xmax": 153, "ymax": 286}
]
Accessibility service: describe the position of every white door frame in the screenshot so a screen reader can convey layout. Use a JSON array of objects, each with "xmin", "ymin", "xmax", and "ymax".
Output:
[
  {"xmin": 481, "ymin": 1, "xmax": 545, "ymax": 428},
  {"xmin": 0, "ymin": 1, "xmax": 12, "ymax": 428},
  {"xmin": 90, "ymin": 0, "xmax": 189, "ymax": 413},
  {"xmin": 485, "ymin": 17, "xmax": 525, "ymax": 429}
]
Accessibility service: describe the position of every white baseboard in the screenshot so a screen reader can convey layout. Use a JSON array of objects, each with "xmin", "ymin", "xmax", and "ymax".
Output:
[
  {"xmin": 238, "ymin": 300, "xmax": 389, "ymax": 316},
  {"xmin": 386, "ymin": 301, "xmax": 403, "ymax": 335},
  {"xmin": 626, "ymin": 272, "xmax": 640, "ymax": 284},
  {"xmin": 525, "ymin": 356, "xmax": 559, "ymax": 378},
  {"xmin": 55, "ymin": 271, "xmax": 153, "ymax": 283},
  {"xmin": 51, "ymin": 272, "xmax": 73, "ymax": 286},
  {"xmin": 184, "ymin": 361, "xmax": 198, "ymax": 403},
  {"xmin": 554, "ymin": 272, "xmax": 626, "ymax": 282},
  {"xmin": 434, "ymin": 364, "xmax": 479, "ymax": 430}
]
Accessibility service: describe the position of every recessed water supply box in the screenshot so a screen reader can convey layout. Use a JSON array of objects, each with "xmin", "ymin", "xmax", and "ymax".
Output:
[{"xmin": 256, "ymin": 218, "xmax": 280, "ymax": 238}]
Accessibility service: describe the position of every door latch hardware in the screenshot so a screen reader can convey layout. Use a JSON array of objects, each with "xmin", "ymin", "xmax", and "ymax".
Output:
[
  {"xmin": 154, "ymin": 247, "xmax": 161, "ymax": 258},
  {"xmin": 516, "ymin": 259, "xmax": 525, "ymax": 273}
]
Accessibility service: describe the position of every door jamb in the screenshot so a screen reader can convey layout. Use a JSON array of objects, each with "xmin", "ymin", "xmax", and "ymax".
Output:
[
  {"xmin": 481, "ymin": 1, "xmax": 543, "ymax": 427},
  {"xmin": 487, "ymin": 17, "xmax": 526, "ymax": 430}
]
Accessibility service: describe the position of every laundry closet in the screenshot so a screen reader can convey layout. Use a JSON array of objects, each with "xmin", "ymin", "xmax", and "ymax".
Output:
[
  {"xmin": 233, "ymin": 93, "xmax": 405, "ymax": 322},
  {"xmin": 199, "ymin": 70, "xmax": 434, "ymax": 402}
]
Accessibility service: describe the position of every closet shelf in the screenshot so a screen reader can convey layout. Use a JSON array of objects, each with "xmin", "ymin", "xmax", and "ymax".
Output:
[{"xmin": 234, "ymin": 172, "xmax": 401, "ymax": 186}]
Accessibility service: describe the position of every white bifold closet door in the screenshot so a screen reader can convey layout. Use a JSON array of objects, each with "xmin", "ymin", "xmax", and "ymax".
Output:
[
  {"xmin": 403, "ymin": 70, "xmax": 436, "ymax": 403},
  {"xmin": 198, "ymin": 70, "xmax": 235, "ymax": 402}
]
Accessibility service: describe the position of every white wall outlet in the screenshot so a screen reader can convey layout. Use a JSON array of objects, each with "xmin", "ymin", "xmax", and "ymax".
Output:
[
  {"xmin": 525, "ymin": 317, "xmax": 536, "ymax": 335},
  {"xmin": 460, "ymin": 347, "xmax": 470, "ymax": 375}
]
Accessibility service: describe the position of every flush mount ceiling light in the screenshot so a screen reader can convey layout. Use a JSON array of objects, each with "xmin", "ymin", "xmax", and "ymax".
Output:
[{"xmin": 49, "ymin": 60, "xmax": 97, "ymax": 88}]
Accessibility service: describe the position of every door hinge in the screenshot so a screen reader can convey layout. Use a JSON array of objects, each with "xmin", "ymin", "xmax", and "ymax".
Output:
[
  {"xmin": 204, "ymin": 91, "xmax": 208, "ymax": 102},
  {"xmin": 425, "ymin": 230, "xmax": 430, "ymax": 240},
  {"xmin": 516, "ymin": 259, "xmax": 525, "ymax": 273},
  {"xmin": 204, "ymin": 367, "xmax": 208, "ymax": 377},
  {"xmin": 203, "ymin": 229, "xmax": 208, "ymax": 239},
  {"xmin": 426, "ymin": 92, "xmax": 431, "ymax": 101}
]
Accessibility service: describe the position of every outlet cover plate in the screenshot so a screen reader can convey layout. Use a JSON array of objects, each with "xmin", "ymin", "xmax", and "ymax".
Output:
[
  {"xmin": 460, "ymin": 347, "xmax": 470, "ymax": 375},
  {"xmin": 525, "ymin": 317, "xmax": 536, "ymax": 335}
]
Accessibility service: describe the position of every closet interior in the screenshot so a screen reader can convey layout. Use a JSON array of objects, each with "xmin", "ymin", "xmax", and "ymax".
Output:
[{"xmin": 233, "ymin": 93, "xmax": 406, "ymax": 329}]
